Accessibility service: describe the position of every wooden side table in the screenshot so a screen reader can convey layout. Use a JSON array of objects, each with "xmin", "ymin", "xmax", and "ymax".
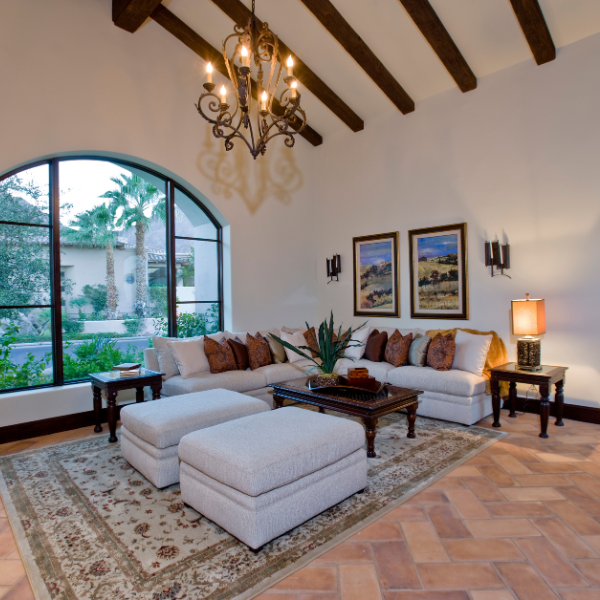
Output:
[
  {"xmin": 489, "ymin": 362, "xmax": 568, "ymax": 438},
  {"xmin": 90, "ymin": 369, "xmax": 164, "ymax": 443}
]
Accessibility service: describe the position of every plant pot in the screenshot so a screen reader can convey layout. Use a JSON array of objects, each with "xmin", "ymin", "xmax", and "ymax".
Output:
[{"xmin": 315, "ymin": 373, "xmax": 340, "ymax": 388}]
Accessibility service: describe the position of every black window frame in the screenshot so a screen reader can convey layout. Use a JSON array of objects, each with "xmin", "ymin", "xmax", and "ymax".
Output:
[{"xmin": 0, "ymin": 156, "xmax": 223, "ymax": 393}]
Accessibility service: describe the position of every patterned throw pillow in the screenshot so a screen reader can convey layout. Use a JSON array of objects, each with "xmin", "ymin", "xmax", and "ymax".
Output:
[
  {"xmin": 204, "ymin": 337, "xmax": 237, "ymax": 374},
  {"xmin": 246, "ymin": 332, "xmax": 272, "ymax": 370},
  {"xmin": 384, "ymin": 330, "xmax": 413, "ymax": 367},
  {"xmin": 427, "ymin": 333, "xmax": 456, "ymax": 371},
  {"xmin": 303, "ymin": 327, "xmax": 320, "ymax": 358},
  {"xmin": 227, "ymin": 337, "xmax": 249, "ymax": 370},
  {"xmin": 364, "ymin": 329, "xmax": 388, "ymax": 362}
]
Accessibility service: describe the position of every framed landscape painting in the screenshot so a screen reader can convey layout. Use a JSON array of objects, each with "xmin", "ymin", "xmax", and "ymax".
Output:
[
  {"xmin": 409, "ymin": 223, "xmax": 468, "ymax": 319},
  {"xmin": 353, "ymin": 232, "xmax": 399, "ymax": 317}
]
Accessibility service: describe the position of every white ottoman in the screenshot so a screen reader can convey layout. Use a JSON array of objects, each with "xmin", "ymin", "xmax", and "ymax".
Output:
[
  {"xmin": 120, "ymin": 389, "xmax": 270, "ymax": 488},
  {"xmin": 179, "ymin": 406, "xmax": 367, "ymax": 550}
]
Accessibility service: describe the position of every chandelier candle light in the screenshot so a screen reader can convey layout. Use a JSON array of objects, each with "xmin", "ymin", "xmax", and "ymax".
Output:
[{"xmin": 196, "ymin": 0, "xmax": 307, "ymax": 159}]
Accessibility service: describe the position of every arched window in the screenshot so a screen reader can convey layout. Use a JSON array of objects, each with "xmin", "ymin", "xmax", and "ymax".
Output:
[{"xmin": 0, "ymin": 157, "xmax": 222, "ymax": 392}]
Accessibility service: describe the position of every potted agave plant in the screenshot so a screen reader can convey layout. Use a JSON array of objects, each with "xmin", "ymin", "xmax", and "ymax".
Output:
[{"xmin": 270, "ymin": 312, "xmax": 366, "ymax": 388}]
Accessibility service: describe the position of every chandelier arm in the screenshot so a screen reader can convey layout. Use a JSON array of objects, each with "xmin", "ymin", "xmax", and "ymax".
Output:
[{"xmin": 196, "ymin": 91, "xmax": 240, "ymax": 126}]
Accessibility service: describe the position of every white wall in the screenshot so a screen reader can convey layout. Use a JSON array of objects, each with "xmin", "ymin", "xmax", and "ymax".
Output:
[
  {"xmin": 314, "ymin": 32, "xmax": 600, "ymax": 409},
  {"xmin": 0, "ymin": 0, "xmax": 318, "ymax": 426}
]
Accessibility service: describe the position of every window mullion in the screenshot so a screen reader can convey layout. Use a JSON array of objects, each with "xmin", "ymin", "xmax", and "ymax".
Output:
[{"xmin": 166, "ymin": 179, "xmax": 177, "ymax": 338}]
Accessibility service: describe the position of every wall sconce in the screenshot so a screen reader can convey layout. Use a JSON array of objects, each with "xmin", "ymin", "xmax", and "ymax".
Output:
[
  {"xmin": 484, "ymin": 241, "xmax": 510, "ymax": 278},
  {"xmin": 326, "ymin": 254, "xmax": 341, "ymax": 283}
]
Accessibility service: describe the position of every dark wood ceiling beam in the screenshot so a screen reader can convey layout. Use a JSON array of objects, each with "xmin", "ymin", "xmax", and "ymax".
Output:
[
  {"xmin": 508, "ymin": 0, "xmax": 555, "ymax": 65},
  {"xmin": 113, "ymin": 0, "xmax": 163, "ymax": 33},
  {"xmin": 150, "ymin": 5, "xmax": 323, "ymax": 147},
  {"xmin": 209, "ymin": 0, "xmax": 364, "ymax": 132},
  {"xmin": 298, "ymin": 0, "xmax": 414, "ymax": 114},
  {"xmin": 398, "ymin": 0, "xmax": 476, "ymax": 92}
]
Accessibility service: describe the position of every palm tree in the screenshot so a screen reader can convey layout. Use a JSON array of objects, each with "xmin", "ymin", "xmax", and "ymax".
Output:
[
  {"xmin": 62, "ymin": 204, "xmax": 119, "ymax": 317},
  {"xmin": 100, "ymin": 174, "xmax": 165, "ymax": 315}
]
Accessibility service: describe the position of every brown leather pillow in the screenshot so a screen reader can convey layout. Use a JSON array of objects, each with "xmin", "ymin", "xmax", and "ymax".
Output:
[
  {"xmin": 364, "ymin": 329, "xmax": 388, "ymax": 362},
  {"xmin": 227, "ymin": 336, "xmax": 249, "ymax": 370},
  {"xmin": 303, "ymin": 326, "xmax": 320, "ymax": 358},
  {"xmin": 427, "ymin": 333, "xmax": 456, "ymax": 371},
  {"xmin": 246, "ymin": 332, "xmax": 272, "ymax": 370},
  {"xmin": 385, "ymin": 330, "xmax": 413, "ymax": 367},
  {"xmin": 204, "ymin": 337, "xmax": 237, "ymax": 374}
]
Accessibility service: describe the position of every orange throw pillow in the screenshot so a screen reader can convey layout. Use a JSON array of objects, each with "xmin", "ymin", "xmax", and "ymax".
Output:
[
  {"xmin": 303, "ymin": 327, "xmax": 320, "ymax": 358},
  {"xmin": 204, "ymin": 337, "xmax": 237, "ymax": 374},
  {"xmin": 246, "ymin": 332, "xmax": 272, "ymax": 370},
  {"xmin": 385, "ymin": 330, "xmax": 413, "ymax": 367},
  {"xmin": 427, "ymin": 333, "xmax": 456, "ymax": 371}
]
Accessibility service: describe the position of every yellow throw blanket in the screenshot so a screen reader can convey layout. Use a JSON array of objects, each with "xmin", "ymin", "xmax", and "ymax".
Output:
[{"xmin": 426, "ymin": 328, "xmax": 508, "ymax": 395}]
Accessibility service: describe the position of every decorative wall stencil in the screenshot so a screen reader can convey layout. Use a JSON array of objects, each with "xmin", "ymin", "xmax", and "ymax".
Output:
[
  {"xmin": 409, "ymin": 223, "xmax": 468, "ymax": 319},
  {"xmin": 353, "ymin": 232, "xmax": 399, "ymax": 317}
]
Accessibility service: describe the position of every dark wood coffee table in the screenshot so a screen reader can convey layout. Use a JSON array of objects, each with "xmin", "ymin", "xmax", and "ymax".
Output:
[
  {"xmin": 270, "ymin": 377, "xmax": 423, "ymax": 458},
  {"xmin": 90, "ymin": 369, "xmax": 164, "ymax": 443}
]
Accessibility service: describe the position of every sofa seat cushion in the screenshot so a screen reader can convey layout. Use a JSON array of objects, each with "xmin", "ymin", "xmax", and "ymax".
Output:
[
  {"xmin": 386, "ymin": 365, "xmax": 487, "ymax": 397},
  {"xmin": 255, "ymin": 362, "xmax": 312, "ymax": 385},
  {"xmin": 120, "ymin": 389, "xmax": 270, "ymax": 449},
  {"xmin": 161, "ymin": 369, "xmax": 268, "ymax": 396},
  {"xmin": 335, "ymin": 358, "xmax": 395, "ymax": 382},
  {"xmin": 178, "ymin": 406, "xmax": 365, "ymax": 497}
]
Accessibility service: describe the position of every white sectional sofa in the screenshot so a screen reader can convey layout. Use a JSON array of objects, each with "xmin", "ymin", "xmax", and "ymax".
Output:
[{"xmin": 144, "ymin": 326, "xmax": 494, "ymax": 426}]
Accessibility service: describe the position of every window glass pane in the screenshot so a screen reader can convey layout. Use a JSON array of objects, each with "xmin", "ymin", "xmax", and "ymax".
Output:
[
  {"xmin": 176, "ymin": 303, "xmax": 220, "ymax": 338},
  {"xmin": 175, "ymin": 239, "xmax": 219, "ymax": 302},
  {"xmin": 0, "ymin": 308, "xmax": 53, "ymax": 390},
  {"xmin": 0, "ymin": 224, "xmax": 50, "ymax": 307},
  {"xmin": 0, "ymin": 164, "xmax": 49, "ymax": 225},
  {"xmin": 175, "ymin": 188, "xmax": 218, "ymax": 240},
  {"xmin": 59, "ymin": 160, "xmax": 167, "ymax": 381}
]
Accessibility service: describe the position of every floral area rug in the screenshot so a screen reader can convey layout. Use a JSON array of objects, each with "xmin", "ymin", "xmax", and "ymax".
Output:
[{"xmin": 0, "ymin": 413, "xmax": 504, "ymax": 600}]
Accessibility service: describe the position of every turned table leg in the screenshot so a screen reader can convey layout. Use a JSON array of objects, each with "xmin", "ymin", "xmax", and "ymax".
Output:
[
  {"xmin": 555, "ymin": 380, "xmax": 565, "ymax": 427},
  {"xmin": 508, "ymin": 381, "xmax": 517, "ymax": 418},
  {"xmin": 363, "ymin": 417, "xmax": 378, "ymax": 458},
  {"xmin": 107, "ymin": 391, "xmax": 118, "ymax": 443},
  {"xmin": 93, "ymin": 385, "xmax": 103, "ymax": 433},
  {"xmin": 491, "ymin": 378, "xmax": 501, "ymax": 428},
  {"xmin": 150, "ymin": 383, "xmax": 161, "ymax": 401},
  {"xmin": 135, "ymin": 386, "xmax": 144, "ymax": 403},
  {"xmin": 407, "ymin": 403, "xmax": 417, "ymax": 439},
  {"xmin": 539, "ymin": 383, "xmax": 550, "ymax": 439},
  {"xmin": 318, "ymin": 407, "xmax": 325, "ymax": 414},
  {"xmin": 273, "ymin": 394, "xmax": 284, "ymax": 409}
]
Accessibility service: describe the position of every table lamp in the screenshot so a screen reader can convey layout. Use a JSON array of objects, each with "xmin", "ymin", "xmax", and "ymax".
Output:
[{"xmin": 511, "ymin": 293, "xmax": 546, "ymax": 371}]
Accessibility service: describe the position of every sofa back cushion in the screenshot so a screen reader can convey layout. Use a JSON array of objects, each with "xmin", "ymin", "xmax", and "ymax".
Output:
[
  {"xmin": 427, "ymin": 333, "xmax": 456, "ymax": 371},
  {"xmin": 408, "ymin": 334, "xmax": 430, "ymax": 367},
  {"xmin": 452, "ymin": 330, "xmax": 493, "ymax": 377},
  {"xmin": 167, "ymin": 338, "xmax": 210, "ymax": 378},
  {"xmin": 228, "ymin": 337, "xmax": 250, "ymax": 370},
  {"xmin": 152, "ymin": 336, "xmax": 180, "ymax": 379},
  {"xmin": 204, "ymin": 337, "xmax": 238, "ymax": 374},
  {"xmin": 246, "ymin": 332, "xmax": 273, "ymax": 370},
  {"xmin": 385, "ymin": 330, "xmax": 413, "ymax": 367},
  {"xmin": 364, "ymin": 329, "xmax": 388, "ymax": 362}
]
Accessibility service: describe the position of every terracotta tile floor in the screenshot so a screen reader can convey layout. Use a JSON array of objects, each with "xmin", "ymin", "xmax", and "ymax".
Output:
[{"xmin": 2, "ymin": 413, "xmax": 600, "ymax": 599}]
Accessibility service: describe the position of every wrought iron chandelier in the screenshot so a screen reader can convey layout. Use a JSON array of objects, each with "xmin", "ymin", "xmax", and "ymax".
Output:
[{"xmin": 196, "ymin": 0, "xmax": 306, "ymax": 160}]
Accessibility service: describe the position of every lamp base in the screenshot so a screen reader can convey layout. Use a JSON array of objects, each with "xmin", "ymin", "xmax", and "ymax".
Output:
[{"xmin": 516, "ymin": 337, "xmax": 541, "ymax": 371}]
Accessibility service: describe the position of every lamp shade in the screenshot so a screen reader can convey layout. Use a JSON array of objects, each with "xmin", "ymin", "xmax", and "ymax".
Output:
[{"xmin": 512, "ymin": 295, "xmax": 546, "ymax": 336}]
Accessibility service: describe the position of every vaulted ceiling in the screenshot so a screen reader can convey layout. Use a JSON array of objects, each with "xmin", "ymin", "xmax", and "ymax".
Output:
[{"xmin": 113, "ymin": 0, "xmax": 600, "ymax": 144}]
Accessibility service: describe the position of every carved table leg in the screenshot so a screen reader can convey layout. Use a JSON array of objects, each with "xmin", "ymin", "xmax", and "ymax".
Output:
[
  {"xmin": 491, "ymin": 378, "xmax": 501, "ymax": 428},
  {"xmin": 407, "ymin": 403, "xmax": 417, "ymax": 439},
  {"xmin": 273, "ymin": 394, "xmax": 284, "ymax": 409},
  {"xmin": 363, "ymin": 417, "xmax": 378, "ymax": 458},
  {"xmin": 539, "ymin": 382, "xmax": 550, "ymax": 439},
  {"xmin": 107, "ymin": 391, "xmax": 118, "ymax": 443},
  {"xmin": 508, "ymin": 381, "xmax": 517, "ymax": 418},
  {"xmin": 151, "ymin": 383, "xmax": 161, "ymax": 401},
  {"xmin": 555, "ymin": 380, "xmax": 565, "ymax": 427},
  {"xmin": 93, "ymin": 385, "xmax": 103, "ymax": 433},
  {"xmin": 135, "ymin": 387, "xmax": 144, "ymax": 403}
]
